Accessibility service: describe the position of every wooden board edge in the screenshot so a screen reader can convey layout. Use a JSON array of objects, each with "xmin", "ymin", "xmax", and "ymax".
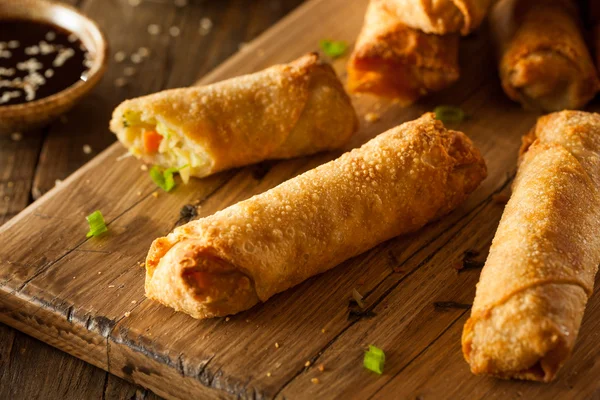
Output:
[{"xmin": 0, "ymin": 283, "xmax": 236, "ymax": 400}]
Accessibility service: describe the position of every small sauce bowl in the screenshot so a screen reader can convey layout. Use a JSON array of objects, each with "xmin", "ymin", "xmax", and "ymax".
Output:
[{"xmin": 0, "ymin": 0, "xmax": 108, "ymax": 135}]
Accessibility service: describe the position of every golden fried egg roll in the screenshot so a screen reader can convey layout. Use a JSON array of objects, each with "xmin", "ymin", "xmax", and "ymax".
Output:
[
  {"xmin": 463, "ymin": 111, "xmax": 600, "ymax": 382},
  {"xmin": 348, "ymin": 0, "xmax": 460, "ymax": 104},
  {"xmin": 490, "ymin": 0, "xmax": 599, "ymax": 112},
  {"xmin": 109, "ymin": 53, "xmax": 358, "ymax": 178},
  {"xmin": 380, "ymin": 0, "xmax": 492, "ymax": 35},
  {"xmin": 145, "ymin": 113, "xmax": 487, "ymax": 319}
]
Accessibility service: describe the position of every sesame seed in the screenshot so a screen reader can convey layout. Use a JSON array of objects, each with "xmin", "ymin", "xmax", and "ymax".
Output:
[
  {"xmin": 169, "ymin": 26, "xmax": 181, "ymax": 37},
  {"xmin": 10, "ymin": 132, "xmax": 22, "ymax": 141},
  {"xmin": 114, "ymin": 51, "xmax": 126, "ymax": 63},
  {"xmin": 311, "ymin": 378, "xmax": 320, "ymax": 384},
  {"xmin": 148, "ymin": 24, "xmax": 161, "ymax": 35},
  {"xmin": 130, "ymin": 53, "xmax": 143, "ymax": 64},
  {"xmin": 114, "ymin": 77, "xmax": 127, "ymax": 87},
  {"xmin": 305, "ymin": 361, "xmax": 311, "ymax": 367},
  {"xmin": 199, "ymin": 18, "xmax": 213, "ymax": 35},
  {"xmin": 137, "ymin": 47, "xmax": 150, "ymax": 58},
  {"xmin": 275, "ymin": 342, "xmax": 280, "ymax": 349},
  {"xmin": 123, "ymin": 66, "xmax": 136, "ymax": 77},
  {"xmin": 83, "ymin": 144, "xmax": 92, "ymax": 154}
]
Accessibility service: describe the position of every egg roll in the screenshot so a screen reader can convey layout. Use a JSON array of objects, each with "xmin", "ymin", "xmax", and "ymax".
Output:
[
  {"xmin": 109, "ymin": 53, "xmax": 358, "ymax": 178},
  {"xmin": 462, "ymin": 110, "xmax": 600, "ymax": 382},
  {"xmin": 490, "ymin": 0, "xmax": 599, "ymax": 112},
  {"xmin": 145, "ymin": 113, "xmax": 487, "ymax": 319},
  {"xmin": 380, "ymin": 0, "xmax": 492, "ymax": 35},
  {"xmin": 348, "ymin": 0, "xmax": 460, "ymax": 104}
]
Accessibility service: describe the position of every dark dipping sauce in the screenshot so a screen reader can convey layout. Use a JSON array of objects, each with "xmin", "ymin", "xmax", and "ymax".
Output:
[{"xmin": 0, "ymin": 19, "xmax": 91, "ymax": 106}]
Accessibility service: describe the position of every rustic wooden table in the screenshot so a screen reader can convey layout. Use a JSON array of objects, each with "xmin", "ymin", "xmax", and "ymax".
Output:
[{"xmin": 0, "ymin": 0, "xmax": 304, "ymax": 398}]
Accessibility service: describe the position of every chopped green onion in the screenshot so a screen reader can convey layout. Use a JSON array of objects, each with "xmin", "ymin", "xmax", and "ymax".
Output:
[
  {"xmin": 149, "ymin": 165, "xmax": 188, "ymax": 192},
  {"xmin": 364, "ymin": 345, "xmax": 385, "ymax": 375},
  {"xmin": 434, "ymin": 106, "xmax": 465, "ymax": 124},
  {"xmin": 86, "ymin": 210, "xmax": 108, "ymax": 238},
  {"xmin": 319, "ymin": 39, "xmax": 348, "ymax": 59}
]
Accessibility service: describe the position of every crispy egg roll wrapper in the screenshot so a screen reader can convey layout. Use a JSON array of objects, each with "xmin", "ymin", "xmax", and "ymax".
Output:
[
  {"xmin": 348, "ymin": 0, "xmax": 460, "ymax": 104},
  {"xmin": 145, "ymin": 113, "xmax": 486, "ymax": 319},
  {"xmin": 463, "ymin": 111, "xmax": 600, "ymax": 382},
  {"xmin": 490, "ymin": 0, "xmax": 599, "ymax": 112},
  {"xmin": 110, "ymin": 53, "xmax": 358, "ymax": 178},
  {"xmin": 380, "ymin": 0, "xmax": 492, "ymax": 35}
]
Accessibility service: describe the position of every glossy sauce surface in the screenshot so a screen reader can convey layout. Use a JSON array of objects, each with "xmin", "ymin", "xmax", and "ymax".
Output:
[{"xmin": 0, "ymin": 19, "xmax": 91, "ymax": 106}]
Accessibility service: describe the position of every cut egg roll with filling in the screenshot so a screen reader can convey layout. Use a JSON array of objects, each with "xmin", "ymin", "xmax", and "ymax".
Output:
[
  {"xmin": 145, "ymin": 113, "xmax": 487, "ymax": 319},
  {"xmin": 490, "ymin": 0, "xmax": 599, "ymax": 112},
  {"xmin": 380, "ymin": 0, "xmax": 493, "ymax": 35},
  {"xmin": 109, "ymin": 53, "xmax": 358, "ymax": 178},
  {"xmin": 348, "ymin": 0, "xmax": 460, "ymax": 104},
  {"xmin": 463, "ymin": 111, "xmax": 600, "ymax": 382}
]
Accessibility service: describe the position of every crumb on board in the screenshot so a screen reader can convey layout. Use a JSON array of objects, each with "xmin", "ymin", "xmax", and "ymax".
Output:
[
  {"xmin": 83, "ymin": 144, "xmax": 92, "ymax": 154},
  {"xmin": 275, "ymin": 342, "xmax": 280, "ymax": 349},
  {"xmin": 318, "ymin": 364, "xmax": 325, "ymax": 372},
  {"xmin": 131, "ymin": 300, "xmax": 137, "ymax": 304},
  {"xmin": 140, "ymin": 164, "xmax": 148, "ymax": 171},
  {"xmin": 97, "ymin": 271, "xmax": 102, "ymax": 275},
  {"xmin": 108, "ymin": 285, "xmax": 115, "ymax": 288},
  {"xmin": 311, "ymin": 378, "xmax": 320, "ymax": 384},
  {"xmin": 124, "ymin": 311, "xmax": 131, "ymax": 317},
  {"xmin": 137, "ymin": 191, "xmax": 142, "ymax": 196},
  {"xmin": 321, "ymin": 328, "xmax": 326, "ymax": 334},
  {"xmin": 305, "ymin": 361, "xmax": 311, "ymax": 367},
  {"xmin": 54, "ymin": 179, "xmax": 62, "ymax": 186},
  {"xmin": 225, "ymin": 316, "xmax": 230, "ymax": 322},
  {"xmin": 152, "ymin": 191, "xmax": 159, "ymax": 198},
  {"xmin": 266, "ymin": 372, "xmax": 272, "ymax": 377}
]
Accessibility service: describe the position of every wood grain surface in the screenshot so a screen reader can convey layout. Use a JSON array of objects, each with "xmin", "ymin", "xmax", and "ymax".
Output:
[
  {"xmin": 2, "ymin": 0, "xmax": 600, "ymax": 399},
  {"xmin": 0, "ymin": 0, "xmax": 305, "ymax": 399}
]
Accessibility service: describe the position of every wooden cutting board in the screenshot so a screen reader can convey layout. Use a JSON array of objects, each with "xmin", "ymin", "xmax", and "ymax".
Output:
[{"xmin": 2, "ymin": 0, "xmax": 600, "ymax": 398}]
